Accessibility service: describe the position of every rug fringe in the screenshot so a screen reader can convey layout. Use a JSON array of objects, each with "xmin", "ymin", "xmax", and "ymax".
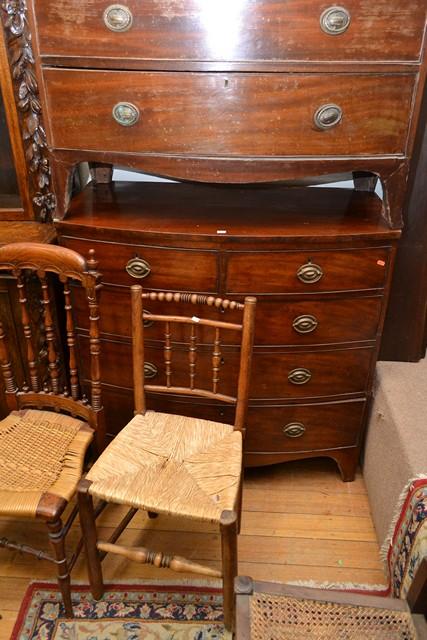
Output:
[
  {"xmin": 379, "ymin": 474, "xmax": 427, "ymax": 563},
  {"xmin": 285, "ymin": 579, "xmax": 388, "ymax": 592},
  {"xmin": 29, "ymin": 577, "xmax": 224, "ymax": 588}
]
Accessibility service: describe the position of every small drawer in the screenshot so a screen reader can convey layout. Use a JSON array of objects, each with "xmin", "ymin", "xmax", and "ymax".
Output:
[
  {"xmin": 60, "ymin": 237, "xmax": 218, "ymax": 292},
  {"xmin": 34, "ymin": 1, "xmax": 425, "ymax": 63},
  {"xmin": 226, "ymin": 248, "xmax": 390, "ymax": 294},
  {"xmin": 44, "ymin": 69, "xmax": 414, "ymax": 157},
  {"xmin": 244, "ymin": 399, "xmax": 366, "ymax": 453}
]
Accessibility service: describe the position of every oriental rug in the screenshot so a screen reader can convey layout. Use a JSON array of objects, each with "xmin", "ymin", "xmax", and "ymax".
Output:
[{"xmin": 11, "ymin": 581, "xmax": 230, "ymax": 640}]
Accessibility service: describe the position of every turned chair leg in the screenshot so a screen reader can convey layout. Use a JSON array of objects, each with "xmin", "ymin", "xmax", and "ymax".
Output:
[
  {"xmin": 46, "ymin": 518, "xmax": 73, "ymax": 617},
  {"xmin": 78, "ymin": 479, "xmax": 104, "ymax": 600},
  {"xmin": 220, "ymin": 510, "xmax": 238, "ymax": 632}
]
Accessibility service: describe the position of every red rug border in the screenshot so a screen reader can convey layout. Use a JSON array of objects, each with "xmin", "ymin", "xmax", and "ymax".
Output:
[{"xmin": 11, "ymin": 581, "xmax": 223, "ymax": 640}]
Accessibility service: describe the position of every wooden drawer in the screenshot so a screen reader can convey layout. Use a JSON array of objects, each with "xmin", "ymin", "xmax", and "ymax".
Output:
[
  {"xmin": 44, "ymin": 69, "xmax": 414, "ymax": 157},
  {"xmin": 79, "ymin": 334, "xmax": 373, "ymax": 399},
  {"xmin": 73, "ymin": 285, "xmax": 383, "ymax": 346},
  {"xmin": 34, "ymin": 1, "xmax": 426, "ymax": 63},
  {"xmin": 60, "ymin": 237, "xmax": 218, "ymax": 292},
  {"xmin": 244, "ymin": 399, "xmax": 366, "ymax": 453},
  {"xmin": 226, "ymin": 248, "xmax": 390, "ymax": 294}
]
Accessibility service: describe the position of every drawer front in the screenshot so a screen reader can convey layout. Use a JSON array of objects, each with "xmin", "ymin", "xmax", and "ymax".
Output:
[
  {"xmin": 35, "ymin": 1, "xmax": 425, "ymax": 63},
  {"xmin": 244, "ymin": 399, "xmax": 366, "ymax": 453},
  {"xmin": 226, "ymin": 248, "xmax": 390, "ymax": 294},
  {"xmin": 60, "ymin": 237, "xmax": 218, "ymax": 291},
  {"xmin": 44, "ymin": 69, "xmax": 414, "ymax": 157},
  {"xmin": 73, "ymin": 285, "xmax": 383, "ymax": 346},
  {"xmin": 79, "ymin": 334, "xmax": 373, "ymax": 399}
]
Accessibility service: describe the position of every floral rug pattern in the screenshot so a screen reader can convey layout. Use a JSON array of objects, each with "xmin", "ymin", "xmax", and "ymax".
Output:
[
  {"xmin": 11, "ymin": 583, "xmax": 231, "ymax": 640},
  {"xmin": 387, "ymin": 478, "xmax": 427, "ymax": 598}
]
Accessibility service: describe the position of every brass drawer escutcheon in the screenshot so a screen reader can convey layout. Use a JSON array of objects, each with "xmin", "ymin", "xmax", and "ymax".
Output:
[
  {"xmin": 126, "ymin": 257, "xmax": 151, "ymax": 279},
  {"xmin": 282, "ymin": 422, "xmax": 306, "ymax": 438},
  {"xmin": 288, "ymin": 367, "xmax": 312, "ymax": 385},
  {"xmin": 314, "ymin": 104, "xmax": 343, "ymax": 130},
  {"xmin": 320, "ymin": 6, "xmax": 351, "ymax": 35},
  {"xmin": 103, "ymin": 4, "xmax": 133, "ymax": 32},
  {"xmin": 297, "ymin": 261, "xmax": 324, "ymax": 284},
  {"xmin": 292, "ymin": 314, "xmax": 318, "ymax": 334},
  {"xmin": 112, "ymin": 102, "xmax": 140, "ymax": 127},
  {"xmin": 144, "ymin": 362, "xmax": 158, "ymax": 379}
]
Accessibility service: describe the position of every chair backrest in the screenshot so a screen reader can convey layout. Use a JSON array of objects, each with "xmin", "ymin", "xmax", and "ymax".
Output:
[
  {"xmin": 0, "ymin": 242, "xmax": 104, "ymax": 443},
  {"xmin": 131, "ymin": 285, "xmax": 256, "ymax": 432}
]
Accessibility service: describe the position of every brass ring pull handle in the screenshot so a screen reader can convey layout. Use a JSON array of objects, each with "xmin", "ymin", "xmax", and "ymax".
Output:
[
  {"xmin": 112, "ymin": 102, "xmax": 140, "ymax": 127},
  {"xmin": 288, "ymin": 367, "xmax": 312, "ymax": 385},
  {"xmin": 143, "ymin": 310, "xmax": 154, "ymax": 328},
  {"xmin": 320, "ymin": 6, "xmax": 351, "ymax": 35},
  {"xmin": 103, "ymin": 4, "xmax": 133, "ymax": 31},
  {"xmin": 144, "ymin": 362, "xmax": 158, "ymax": 379},
  {"xmin": 283, "ymin": 422, "xmax": 306, "ymax": 438},
  {"xmin": 314, "ymin": 104, "xmax": 342, "ymax": 130},
  {"xmin": 126, "ymin": 257, "xmax": 151, "ymax": 279},
  {"xmin": 293, "ymin": 314, "xmax": 318, "ymax": 334},
  {"xmin": 297, "ymin": 261, "xmax": 323, "ymax": 284}
]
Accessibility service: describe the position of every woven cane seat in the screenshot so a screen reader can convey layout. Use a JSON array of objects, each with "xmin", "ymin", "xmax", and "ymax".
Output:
[
  {"xmin": 250, "ymin": 592, "xmax": 420, "ymax": 640},
  {"xmin": 87, "ymin": 411, "xmax": 242, "ymax": 522},
  {"xmin": 0, "ymin": 409, "xmax": 93, "ymax": 517}
]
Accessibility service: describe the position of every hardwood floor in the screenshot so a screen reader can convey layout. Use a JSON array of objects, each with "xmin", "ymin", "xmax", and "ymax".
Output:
[{"xmin": 0, "ymin": 459, "xmax": 387, "ymax": 638}]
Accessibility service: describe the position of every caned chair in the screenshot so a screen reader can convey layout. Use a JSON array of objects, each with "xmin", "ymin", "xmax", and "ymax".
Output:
[
  {"xmin": 0, "ymin": 242, "xmax": 104, "ymax": 616},
  {"xmin": 235, "ymin": 559, "xmax": 427, "ymax": 639},
  {"xmin": 78, "ymin": 285, "xmax": 256, "ymax": 631}
]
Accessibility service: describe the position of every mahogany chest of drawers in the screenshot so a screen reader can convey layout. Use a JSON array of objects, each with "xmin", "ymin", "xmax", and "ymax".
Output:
[
  {"xmin": 57, "ymin": 183, "xmax": 400, "ymax": 481},
  {"xmin": 3, "ymin": 0, "xmax": 425, "ymax": 480}
]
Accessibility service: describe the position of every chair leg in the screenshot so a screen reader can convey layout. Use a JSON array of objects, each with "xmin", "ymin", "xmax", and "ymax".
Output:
[
  {"xmin": 78, "ymin": 479, "xmax": 104, "ymax": 600},
  {"xmin": 220, "ymin": 510, "xmax": 238, "ymax": 633},
  {"xmin": 46, "ymin": 518, "xmax": 73, "ymax": 617}
]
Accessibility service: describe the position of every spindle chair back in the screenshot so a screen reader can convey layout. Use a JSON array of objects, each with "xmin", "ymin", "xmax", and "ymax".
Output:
[
  {"xmin": 78, "ymin": 286, "xmax": 256, "ymax": 632},
  {"xmin": 0, "ymin": 242, "xmax": 104, "ymax": 617}
]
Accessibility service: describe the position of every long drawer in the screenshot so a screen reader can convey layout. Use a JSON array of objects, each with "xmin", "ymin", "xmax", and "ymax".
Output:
[
  {"xmin": 34, "ymin": 0, "xmax": 426, "ymax": 63},
  {"xmin": 72, "ymin": 285, "xmax": 383, "ymax": 346},
  {"xmin": 43, "ymin": 69, "xmax": 414, "ymax": 157},
  {"xmin": 78, "ymin": 334, "xmax": 374, "ymax": 399}
]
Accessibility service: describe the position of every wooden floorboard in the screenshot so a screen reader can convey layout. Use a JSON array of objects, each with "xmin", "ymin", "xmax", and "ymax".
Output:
[{"xmin": 0, "ymin": 459, "xmax": 388, "ymax": 637}]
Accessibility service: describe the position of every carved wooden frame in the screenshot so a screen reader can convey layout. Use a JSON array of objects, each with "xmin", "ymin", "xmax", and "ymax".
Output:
[{"xmin": 0, "ymin": 0, "xmax": 55, "ymax": 221}]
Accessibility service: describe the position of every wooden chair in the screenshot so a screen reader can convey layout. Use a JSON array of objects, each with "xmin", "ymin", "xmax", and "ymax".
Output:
[
  {"xmin": 78, "ymin": 285, "xmax": 256, "ymax": 631},
  {"xmin": 0, "ymin": 242, "xmax": 104, "ymax": 616},
  {"xmin": 235, "ymin": 559, "xmax": 427, "ymax": 639}
]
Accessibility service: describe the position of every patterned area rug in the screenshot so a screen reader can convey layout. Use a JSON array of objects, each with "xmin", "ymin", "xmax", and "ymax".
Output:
[
  {"xmin": 384, "ymin": 477, "xmax": 427, "ymax": 598},
  {"xmin": 11, "ymin": 582, "xmax": 231, "ymax": 639}
]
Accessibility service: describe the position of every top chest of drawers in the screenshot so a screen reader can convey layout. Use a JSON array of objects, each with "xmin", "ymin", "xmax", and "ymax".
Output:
[{"xmin": 15, "ymin": 1, "xmax": 426, "ymax": 224}]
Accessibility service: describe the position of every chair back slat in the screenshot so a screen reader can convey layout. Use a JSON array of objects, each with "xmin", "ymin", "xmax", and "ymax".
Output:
[
  {"xmin": 39, "ymin": 274, "xmax": 60, "ymax": 394},
  {"xmin": 63, "ymin": 278, "xmax": 79, "ymax": 400},
  {"xmin": 189, "ymin": 324, "xmax": 197, "ymax": 390},
  {"xmin": 0, "ymin": 242, "xmax": 105, "ymax": 451},
  {"xmin": 131, "ymin": 286, "xmax": 256, "ymax": 432},
  {"xmin": 212, "ymin": 327, "xmax": 222, "ymax": 394},
  {"xmin": 16, "ymin": 272, "xmax": 39, "ymax": 393},
  {"xmin": 87, "ymin": 281, "xmax": 102, "ymax": 412},
  {"xmin": 164, "ymin": 321, "xmax": 172, "ymax": 387},
  {"xmin": 0, "ymin": 321, "xmax": 17, "ymax": 404}
]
